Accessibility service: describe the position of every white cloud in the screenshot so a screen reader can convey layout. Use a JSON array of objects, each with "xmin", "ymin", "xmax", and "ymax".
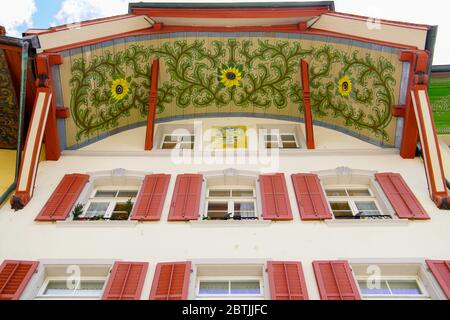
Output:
[
  {"xmin": 0, "ymin": 0, "xmax": 36, "ymax": 37},
  {"xmin": 53, "ymin": 0, "xmax": 130, "ymax": 25}
]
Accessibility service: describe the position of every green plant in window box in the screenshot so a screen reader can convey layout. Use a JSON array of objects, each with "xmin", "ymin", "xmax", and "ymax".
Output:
[
  {"xmin": 110, "ymin": 199, "xmax": 133, "ymax": 221},
  {"xmin": 72, "ymin": 203, "xmax": 84, "ymax": 221}
]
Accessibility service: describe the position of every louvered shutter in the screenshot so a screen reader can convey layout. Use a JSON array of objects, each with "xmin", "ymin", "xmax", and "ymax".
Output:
[
  {"xmin": 375, "ymin": 173, "xmax": 429, "ymax": 219},
  {"xmin": 267, "ymin": 261, "xmax": 309, "ymax": 300},
  {"xmin": 35, "ymin": 174, "xmax": 89, "ymax": 221},
  {"xmin": 168, "ymin": 174, "xmax": 202, "ymax": 221},
  {"xmin": 102, "ymin": 261, "xmax": 148, "ymax": 300},
  {"xmin": 131, "ymin": 174, "xmax": 171, "ymax": 221},
  {"xmin": 259, "ymin": 173, "xmax": 293, "ymax": 220},
  {"xmin": 313, "ymin": 260, "xmax": 361, "ymax": 300},
  {"xmin": 291, "ymin": 173, "xmax": 332, "ymax": 220},
  {"xmin": 0, "ymin": 260, "xmax": 39, "ymax": 300},
  {"xmin": 149, "ymin": 262, "xmax": 191, "ymax": 300},
  {"xmin": 426, "ymin": 260, "xmax": 450, "ymax": 299}
]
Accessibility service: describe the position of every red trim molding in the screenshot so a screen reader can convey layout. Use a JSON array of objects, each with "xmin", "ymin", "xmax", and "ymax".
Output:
[
  {"xmin": 300, "ymin": 60, "xmax": 315, "ymax": 149},
  {"xmin": 36, "ymin": 53, "xmax": 64, "ymax": 161},
  {"xmin": 145, "ymin": 59, "xmax": 160, "ymax": 151}
]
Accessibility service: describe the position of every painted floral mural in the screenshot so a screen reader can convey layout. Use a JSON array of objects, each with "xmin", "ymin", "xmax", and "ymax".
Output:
[{"xmin": 65, "ymin": 35, "xmax": 400, "ymax": 148}]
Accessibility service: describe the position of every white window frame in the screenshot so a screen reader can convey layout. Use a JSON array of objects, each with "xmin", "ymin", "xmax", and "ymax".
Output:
[
  {"xmin": 160, "ymin": 133, "xmax": 195, "ymax": 150},
  {"xmin": 196, "ymin": 276, "xmax": 264, "ymax": 300},
  {"xmin": 36, "ymin": 276, "xmax": 107, "ymax": 300},
  {"xmin": 82, "ymin": 187, "xmax": 138, "ymax": 219},
  {"xmin": 205, "ymin": 186, "xmax": 257, "ymax": 220},
  {"xmin": 356, "ymin": 275, "xmax": 430, "ymax": 300},
  {"xmin": 264, "ymin": 132, "xmax": 299, "ymax": 149},
  {"xmin": 325, "ymin": 185, "xmax": 387, "ymax": 219}
]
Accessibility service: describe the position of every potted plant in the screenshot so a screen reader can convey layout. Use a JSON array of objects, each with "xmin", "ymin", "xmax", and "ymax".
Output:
[{"xmin": 72, "ymin": 203, "xmax": 84, "ymax": 221}]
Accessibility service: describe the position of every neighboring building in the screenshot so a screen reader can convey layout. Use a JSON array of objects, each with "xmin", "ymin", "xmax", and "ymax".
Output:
[
  {"xmin": 430, "ymin": 65, "xmax": 450, "ymax": 186},
  {"xmin": 0, "ymin": 2, "xmax": 449, "ymax": 300}
]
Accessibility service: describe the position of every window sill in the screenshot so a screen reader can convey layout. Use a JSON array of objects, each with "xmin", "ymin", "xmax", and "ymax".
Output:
[
  {"xmin": 55, "ymin": 220, "xmax": 139, "ymax": 228},
  {"xmin": 190, "ymin": 220, "xmax": 272, "ymax": 228},
  {"xmin": 325, "ymin": 219, "xmax": 409, "ymax": 227}
]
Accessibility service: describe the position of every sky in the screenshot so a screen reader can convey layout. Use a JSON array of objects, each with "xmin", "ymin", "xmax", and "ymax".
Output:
[{"xmin": 0, "ymin": 0, "xmax": 448, "ymax": 64}]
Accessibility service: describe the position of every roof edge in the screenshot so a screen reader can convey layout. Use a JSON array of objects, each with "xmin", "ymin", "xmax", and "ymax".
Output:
[{"xmin": 128, "ymin": 1, "xmax": 335, "ymax": 13}]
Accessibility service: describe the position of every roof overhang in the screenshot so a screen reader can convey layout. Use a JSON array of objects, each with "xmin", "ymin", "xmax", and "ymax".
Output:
[{"xmin": 129, "ymin": 1, "xmax": 334, "ymax": 27}]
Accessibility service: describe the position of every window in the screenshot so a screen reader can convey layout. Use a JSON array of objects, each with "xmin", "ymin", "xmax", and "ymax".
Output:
[
  {"xmin": 161, "ymin": 134, "xmax": 194, "ymax": 149},
  {"xmin": 194, "ymin": 264, "xmax": 265, "ymax": 300},
  {"xmin": 38, "ymin": 278, "xmax": 106, "ymax": 299},
  {"xmin": 205, "ymin": 187, "xmax": 256, "ymax": 220},
  {"xmin": 350, "ymin": 262, "xmax": 443, "ymax": 300},
  {"xmin": 80, "ymin": 188, "xmax": 138, "ymax": 221},
  {"xmin": 198, "ymin": 278, "xmax": 262, "ymax": 298},
  {"xmin": 325, "ymin": 186, "xmax": 389, "ymax": 220},
  {"xmin": 211, "ymin": 126, "xmax": 247, "ymax": 149},
  {"xmin": 264, "ymin": 133, "xmax": 299, "ymax": 149},
  {"xmin": 357, "ymin": 278, "xmax": 425, "ymax": 298}
]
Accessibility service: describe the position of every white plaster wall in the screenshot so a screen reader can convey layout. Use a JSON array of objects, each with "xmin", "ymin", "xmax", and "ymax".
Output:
[{"xmin": 1, "ymin": 118, "xmax": 449, "ymax": 300}]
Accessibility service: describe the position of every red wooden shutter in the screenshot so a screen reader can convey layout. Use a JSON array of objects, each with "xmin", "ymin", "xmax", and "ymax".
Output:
[
  {"xmin": 259, "ymin": 173, "xmax": 293, "ymax": 220},
  {"xmin": 102, "ymin": 261, "xmax": 148, "ymax": 300},
  {"xmin": 149, "ymin": 261, "xmax": 191, "ymax": 300},
  {"xmin": 291, "ymin": 173, "xmax": 332, "ymax": 220},
  {"xmin": 375, "ymin": 173, "xmax": 429, "ymax": 220},
  {"xmin": 313, "ymin": 260, "xmax": 361, "ymax": 300},
  {"xmin": 0, "ymin": 260, "xmax": 39, "ymax": 300},
  {"xmin": 426, "ymin": 260, "xmax": 450, "ymax": 299},
  {"xmin": 35, "ymin": 174, "xmax": 89, "ymax": 221},
  {"xmin": 168, "ymin": 174, "xmax": 202, "ymax": 221},
  {"xmin": 267, "ymin": 261, "xmax": 309, "ymax": 300},
  {"xmin": 131, "ymin": 174, "xmax": 171, "ymax": 221}
]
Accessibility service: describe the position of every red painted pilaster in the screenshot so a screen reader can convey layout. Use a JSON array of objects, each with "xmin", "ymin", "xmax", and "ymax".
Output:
[
  {"xmin": 300, "ymin": 60, "xmax": 315, "ymax": 149},
  {"xmin": 145, "ymin": 59, "xmax": 160, "ymax": 151},
  {"xmin": 36, "ymin": 53, "xmax": 63, "ymax": 161}
]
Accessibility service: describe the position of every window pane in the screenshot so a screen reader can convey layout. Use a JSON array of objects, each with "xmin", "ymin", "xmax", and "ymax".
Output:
[
  {"xmin": 234, "ymin": 202, "xmax": 255, "ymax": 218},
  {"xmin": 265, "ymin": 142, "xmax": 279, "ymax": 149},
  {"xmin": 85, "ymin": 202, "xmax": 109, "ymax": 217},
  {"xmin": 209, "ymin": 190, "xmax": 231, "ymax": 197},
  {"xmin": 358, "ymin": 280, "xmax": 390, "ymax": 295},
  {"xmin": 161, "ymin": 142, "xmax": 177, "ymax": 149},
  {"xmin": 388, "ymin": 280, "xmax": 422, "ymax": 295},
  {"xmin": 199, "ymin": 281, "xmax": 229, "ymax": 295},
  {"xmin": 164, "ymin": 135, "xmax": 178, "ymax": 142},
  {"xmin": 280, "ymin": 134, "xmax": 296, "ymax": 142},
  {"xmin": 75, "ymin": 281, "xmax": 105, "ymax": 296},
  {"xmin": 44, "ymin": 281, "xmax": 73, "ymax": 295},
  {"xmin": 326, "ymin": 189, "xmax": 347, "ymax": 197},
  {"xmin": 355, "ymin": 201, "xmax": 380, "ymax": 216},
  {"xmin": 95, "ymin": 190, "xmax": 117, "ymax": 198},
  {"xmin": 181, "ymin": 135, "xmax": 194, "ymax": 142},
  {"xmin": 232, "ymin": 190, "xmax": 254, "ymax": 197},
  {"xmin": 117, "ymin": 190, "xmax": 138, "ymax": 198},
  {"xmin": 180, "ymin": 142, "xmax": 194, "ymax": 149},
  {"xmin": 230, "ymin": 281, "xmax": 261, "ymax": 295},
  {"xmin": 281, "ymin": 142, "xmax": 298, "ymax": 149},
  {"xmin": 330, "ymin": 202, "xmax": 353, "ymax": 218},
  {"xmin": 347, "ymin": 189, "xmax": 371, "ymax": 197},
  {"xmin": 264, "ymin": 135, "xmax": 278, "ymax": 142},
  {"xmin": 207, "ymin": 202, "xmax": 229, "ymax": 219}
]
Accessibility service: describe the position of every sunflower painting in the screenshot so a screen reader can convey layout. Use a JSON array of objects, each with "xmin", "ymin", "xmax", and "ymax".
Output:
[
  {"xmin": 110, "ymin": 78, "xmax": 130, "ymax": 101},
  {"xmin": 218, "ymin": 63, "xmax": 244, "ymax": 89},
  {"xmin": 337, "ymin": 76, "xmax": 353, "ymax": 97}
]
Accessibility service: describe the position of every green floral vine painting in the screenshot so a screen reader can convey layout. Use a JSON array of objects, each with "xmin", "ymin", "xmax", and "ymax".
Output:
[{"xmin": 68, "ymin": 37, "xmax": 398, "ymax": 145}]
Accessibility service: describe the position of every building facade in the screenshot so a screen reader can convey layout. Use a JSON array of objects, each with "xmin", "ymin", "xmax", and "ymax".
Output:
[{"xmin": 0, "ymin": 2, "xmax": 449, "ymax": 300}]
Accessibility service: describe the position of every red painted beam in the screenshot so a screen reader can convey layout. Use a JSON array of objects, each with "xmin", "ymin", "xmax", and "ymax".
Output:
[
  {"xmin": 300, "ymin": 60, "xmax": 315, "ymax": 149},
  {"xmin": 399, "ymin": 50, "xmax": 421, "ymax": 159},
  {"xmin": 145, "ymin": 59, "xmax": 160, "ymax": 151},
  {"xmin": 36, "ymin": 53, "xmax": 63, "ymax": 161}
]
